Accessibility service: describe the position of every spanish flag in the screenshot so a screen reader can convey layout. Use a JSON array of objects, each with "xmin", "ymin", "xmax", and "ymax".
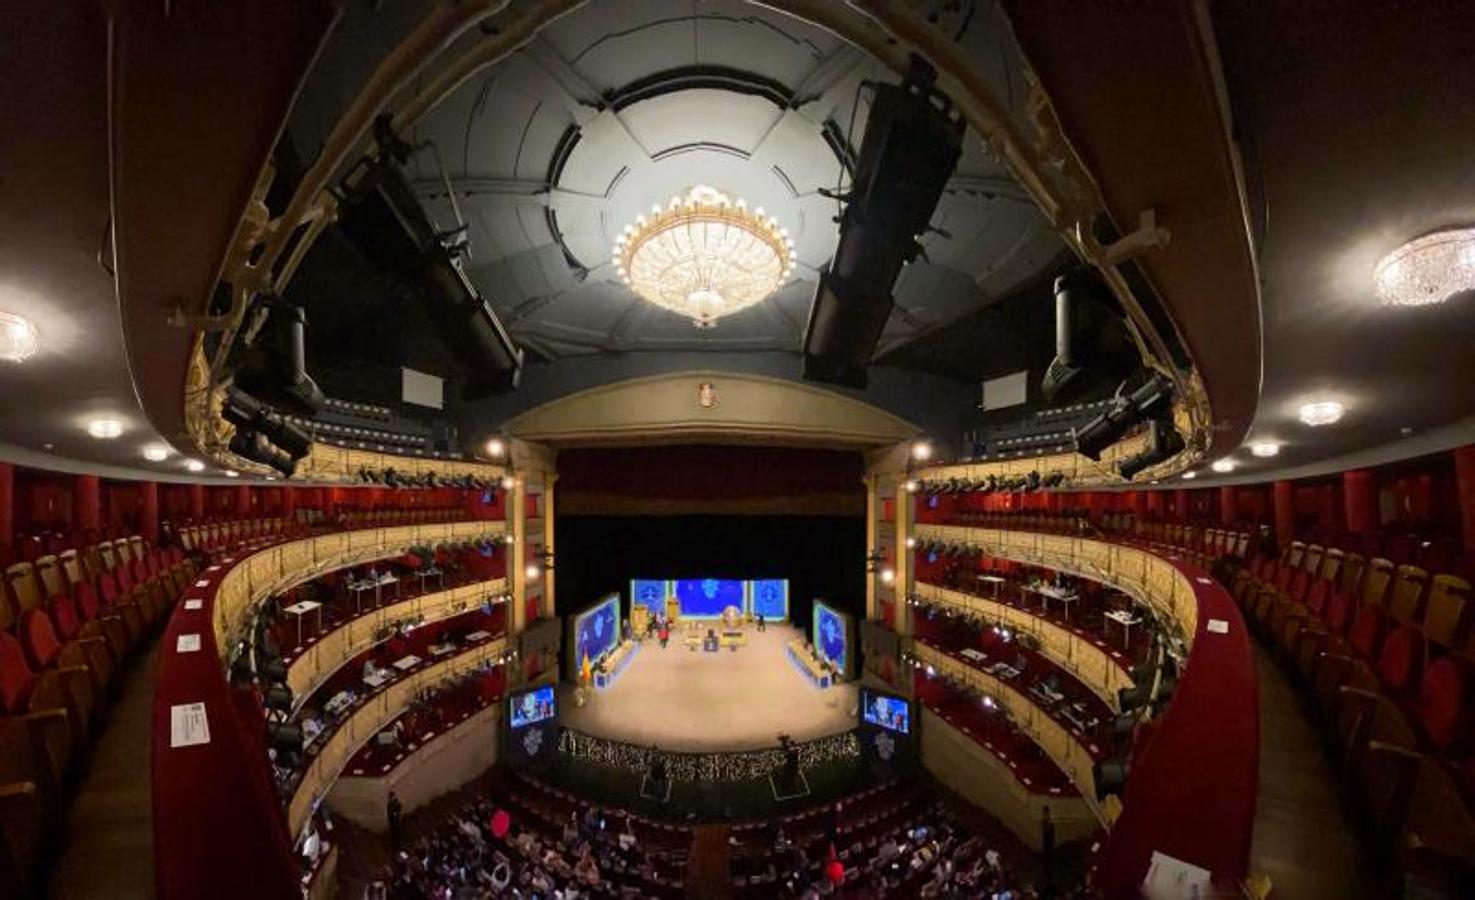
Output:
[{"xmin": 581, "ymin": 651, "xmax": 592, "ymax": 684}]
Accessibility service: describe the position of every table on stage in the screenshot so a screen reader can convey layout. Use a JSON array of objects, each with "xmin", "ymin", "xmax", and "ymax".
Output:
[
  {"xmin": 786, "ymin": 638, "xmax": 833, "ymax": 689},
  {"xmin": 594, "ymin": 639, "xmax": 639, "ymax": 690}
]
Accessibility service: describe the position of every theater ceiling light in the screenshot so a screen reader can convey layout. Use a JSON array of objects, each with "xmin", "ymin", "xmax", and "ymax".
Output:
[
  {"xmin": 613, "ymin": 185, "xmax": 794, "ymax": 328},
  {"xmin": 1374, "ymin": 227, "xmax": 1475, "ymax": 306},
  {"xmin": 1298, "ymin": 400, "xmax": 1345, "ymax": 427},
  {"xmin": 0, "ymin": 310, "xmax": 39, "ymax": 362},
  {"xmin": 184, "ymin": 459, "xmax": 205, "ymax": 472},
  {"xmin": 1249, "ymin": 441, "xmax": 1280, "ymax": 458},
  {"xmin": 85, "ymin": 418, "xmax": 123, "ymax": 439},
  {"xmin": 142, "ymin": 443, "xmax": 172, "ymax": 462},
  {"xmin": 1210, "ymin": 458, "xmax": 1236, "ymax": 473},
  {"xmin": 1181, "ymin": 471, "xmax": 1197, "ymax": 480}
]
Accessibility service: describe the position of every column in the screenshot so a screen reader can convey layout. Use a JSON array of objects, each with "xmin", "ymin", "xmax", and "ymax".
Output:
[
  {"xmin": 74, "ymin": 474, "xmax": 102, "ymax": 531},
  {"xmin": 1455, "ymin": 446, "xmax": 1475, "ymax": 551},
  {"xmin": 1273, "ymin": 480, "xmax": 1296, "ymax": 547},
  {"xmin": 139, "ymin": 481, "xmax": 159, "ymax": 543},
  {"xmin": 281, "ymin": 486, "xmax": 296, "ymax": 524},
  {"xmin": 234, "ymin": 485, "xmax": 252, "ymax": 515},
  {"xmin": 864, "ymin": 475, "xmax": 879, "ymax": 622},
  {"xmin": 893, "ymin": 478, "xmax": 913, "ymax": 637},
  {"xmin": 1218, "ymin": 485, "xmax": 1237, "ymax": 525},
  {"xmin": 189, "ymin": 483, "xmax": 205, "ymax": 519},
  {"xmin": 1174, "ymin": 489, "xmax": 1190, "ymax": 521},
  {"xmin": 0, "ymin": 463, "xmax": 12, "ymax": 546},
  {"xmin": 509, "ymin": 474, "xmax": 527, "ymax": 635},
  {"xmin": 1344, "ymin": 469, "xmax": 1377, "ymax": 535},
  {"xmin": 541, "ymin": 473, "xmax": 557, "ymax": 620}
]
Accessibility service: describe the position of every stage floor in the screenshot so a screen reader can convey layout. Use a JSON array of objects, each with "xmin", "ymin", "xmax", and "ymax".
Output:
[{"xmin": 558, "ymin": 623, "xmax": 858, "ymax": 752}]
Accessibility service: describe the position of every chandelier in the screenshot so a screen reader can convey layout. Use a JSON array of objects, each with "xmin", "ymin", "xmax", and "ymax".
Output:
[
  {"xmin": 613, "ymin": 185, "xmax": 794, "ymax": 328},
  {"xmin": 1374, "ymin": 226, "xmax": 1475, "ymax": 306}
]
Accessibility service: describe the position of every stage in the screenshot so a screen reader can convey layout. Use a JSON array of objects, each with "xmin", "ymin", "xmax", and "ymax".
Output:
[{"xmin": 558, "ymin": 623, "xmax": 858, "ymax": 752}]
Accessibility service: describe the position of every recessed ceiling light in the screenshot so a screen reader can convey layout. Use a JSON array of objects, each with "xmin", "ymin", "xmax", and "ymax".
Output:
[
  {"xmin": 1182, "ymin": 471, "xmax": 1197, "ymax": 480},
  {"xmin": 1211, "ymin": 459, "xmax": 1236, "ymax": 473},
  {"xmin": 1249, "ymin": 441, "xmax": 1280, "ymax": 458},
  {"xmin": 1298, "ymin": 400, "xmax": 1345, "ymax": 427},
  {"xmin": 86, "ymin": 418, "xmax": 123, "ymax": 439},
  {"xmin": 225, "ymin": 470, "xmax": 239, "ymax": 478},
  {"xmin": 184, "ymin": 459, "xmax": 205, "ymax": 472},
  {"xmin": 0, "ymin": 310, "xmax": 40, "ymax": 362},
  {"xmin": 1374, "ymin": 226, "xmax": 1475, "ymax": 306},
  {"xmin": 142, "ymin": 443, "xmax": 172, "ymax": 462}
]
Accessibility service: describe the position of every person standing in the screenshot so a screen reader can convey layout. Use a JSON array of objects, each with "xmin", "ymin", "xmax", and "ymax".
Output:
[
  {"xmin": 387, "ymin": 791, "xmax": 403, "ymax": 852},
  {"xmin": 658, "ymin": 620, "xmax": 669, "ymax": 648},
  {"xmin": 757, "ymin": 613, "xmax": 766, "ymax": 632}
]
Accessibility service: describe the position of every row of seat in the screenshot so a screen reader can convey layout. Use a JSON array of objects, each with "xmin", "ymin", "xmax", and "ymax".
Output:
[
  {"xmin": 0, "ymin": 534, "xmax": 199, "ymax": 895},
  {"xmin": 1153, "ymin": 529, "xmax": 1475, "ymax": 894}
]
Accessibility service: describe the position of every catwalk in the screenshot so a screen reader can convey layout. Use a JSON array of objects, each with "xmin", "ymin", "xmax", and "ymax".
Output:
[{"xmin": 558, "ymin": 623, "xmax": 858, "ymax": 751}]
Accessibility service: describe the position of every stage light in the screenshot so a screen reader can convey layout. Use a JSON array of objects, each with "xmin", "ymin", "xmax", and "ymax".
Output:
[
  {"xmin": 142, "ymin": 443, "xmax": 172, "ymax": 462},
  {"xmin": 86, "ymin": 418, "xmax": 123, "ymax": 439},
  {"xmin": 911, "ymin": 440, "xmax": 933, "ymax": 462},
  {"xmin": 1298, "ymin": 400, "xmax": 1344, "ymax": 427},
  {"xmin": 485, "ymin": 437, "xmax": 506, "ymax": 458},
  {"xmin": 1073, "ymin": 373, "xmax": 1176, "ymax": 461},
  {"xmin": 184, "ymin": 459, "xmax": 205, "ymax": 472},
  {"xmin": 0, "ymin": 310, "xmax": 40, "ymax": 362},
  {"xmin": 1117, "ymin": 419, "xmax": 1186, "ymax": 481},
  {"xmin": 1249, "ymin": 441, "xmax": 1280, "ymax": 458},
  {"xmin": 879, "ymin": 567, "xmax": 896, "ymax": 585},
  {"xmin": 1210, "ymin": 458, "xmax": 1236, "ymax": 473},
  {"xmin": 1041, "ymin": 271, "xmax": 1139, "ymax": 405},
  {"xmin": 232, "ymin": 294, "xmax": 324, "ymax": 417}
]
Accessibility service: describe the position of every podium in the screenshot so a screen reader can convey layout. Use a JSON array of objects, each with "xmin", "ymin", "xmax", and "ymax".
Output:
[{"xmin": 631, "ymin": 605, "xmax": 651, "ymax": 637}]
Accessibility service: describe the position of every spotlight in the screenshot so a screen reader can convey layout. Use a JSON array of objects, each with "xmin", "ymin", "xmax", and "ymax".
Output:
[
  {"xmin": 262, "ymin": 684, "xmax": 293, "ymax": 713},
  {"xmin": 231, "ymin": 294, "xmax": 324, "ymax": 416},
  {"xmin": 1093, "ymin": 758, "xmax": 1131, "ymax": 800},
  {"xmin": 223, "ymin": 389, "xmax": 313, "ymax": 477},
  {"xmin": 1117, "ymin": 419, "xmax": 1186, "ymax": 480},
  {"xmin": 1072, "ymin": 373, "xmax": 1176, "ymax": 461},
  {"xmin": 229, "ymin": 427, "xmax": 299, "ymax": 478},
  {"xmin": 266, "ymin": 721, "xmax": 304, "ymax": 756}
]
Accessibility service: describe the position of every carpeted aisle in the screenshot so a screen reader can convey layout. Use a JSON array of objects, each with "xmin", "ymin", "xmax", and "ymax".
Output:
[{"xmin": 687, "ymin": 825, "xmax": 733, "ymax": 899}]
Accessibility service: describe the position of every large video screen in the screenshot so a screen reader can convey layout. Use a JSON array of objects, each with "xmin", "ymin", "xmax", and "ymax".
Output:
[
  {"xmin": 813, "ymin": 600, "xmax": 849, "ymax": 672},
  {"xmin": 573, "ymin": 593, "xmax": 621, "ymax": 667},
  {"xmin": 861, "ymin": 688, "xmax": 910, "ymax": 734},
  {"xmin": 631, "ymin": 579, "xmax": 668, "ymax": 615},
  {"xmin": 509, "ymin": 685, "xmax": 556, "ymax": 730},
  {"xmin": 749, "ymin": 579, "xmax": 789, "ymax": 619},
  {"xmin": 673, "ymin": 578, "xmax": 745, "ymax": 618}
]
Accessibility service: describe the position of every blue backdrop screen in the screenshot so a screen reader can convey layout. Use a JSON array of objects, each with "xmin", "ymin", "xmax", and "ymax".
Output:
[
  {"xmin": 749, "ymin": 579, "xmax": 789, "ymax": 619},
  {"xmin": 574, "ymin": 594, "xmax": 621, "ymax": 666},
  {"xmin": 509, "ymin": 685, "xmax": 556, "ymax": 729},
  {"xmin": 673, "ymin": 578, "xmax": 745, "ymax": 618},
  {"xmin": 861, "ymin": 689, "xmax": 910, "ymax": 734},
  {"xmin": 630, "ymin": 579, "xmax": 668, "ymax": 615},
  {"xmin": 813, "ymin": 601, "xmax": 848, "ymax": 670}
]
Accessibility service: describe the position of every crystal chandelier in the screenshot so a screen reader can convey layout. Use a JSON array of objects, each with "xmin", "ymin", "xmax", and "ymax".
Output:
[
  {"xmin": 1374, "ymin": 226, "xmax": 1475, "ymax": 306},
  {"xmin": 0, "ymin": 310, "xmax": 39, "ymax": 362},
  {"xmin": 613, "ymin": 185, "xmax": 794, "ymax": 328}
]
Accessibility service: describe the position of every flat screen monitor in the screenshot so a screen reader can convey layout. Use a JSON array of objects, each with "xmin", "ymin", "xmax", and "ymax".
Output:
[
  {"xmin": 508, "ymin": 685, "xmax": 556, "ymax": 729},
  {"xmin": 812, "ymin": 600, "xmax": 850, "ymax": 673},
  {"xmin": 748, "ymin": 579, "xmax": 789, "ymax": 620},
  {"xmin": 630, "ymin": 579, "xmax": 668, "ymax": 615},
  {"xmin": 573, "ymin": 593, "xmax": 621, "ymax": 668},
  {"xmin": 673, "ymin": 578, "xmax": 745, "ymax": 618},
  {"xmin": 860, "ymin": 688, "xmax": 911, "ymax": 734}
]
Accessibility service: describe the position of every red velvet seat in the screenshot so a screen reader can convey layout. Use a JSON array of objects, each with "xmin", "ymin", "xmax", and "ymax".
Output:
[
  {"xmin": 1375, "ymin": 625, "xmax": 1428, "ymax": 699},
  {"xmin": 20, "ymin": 607, "xmax": 113, "ymax": 700},
  {"xmin": 0, "ymin": 630, "xmax": 86, "ymax": 759},
  {"xmin": 1419, "ymin": 656, "xmax": 1475, "ymax": 757}
]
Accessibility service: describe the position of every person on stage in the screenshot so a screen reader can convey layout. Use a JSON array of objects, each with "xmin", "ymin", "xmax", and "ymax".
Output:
[
  {"xmin": 757, "ymin": 612, "xmax": 766, "ymax": 632},
  {"xmin": 658, "ymin": 620, "xmax": 669, "ymax": 648}
]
